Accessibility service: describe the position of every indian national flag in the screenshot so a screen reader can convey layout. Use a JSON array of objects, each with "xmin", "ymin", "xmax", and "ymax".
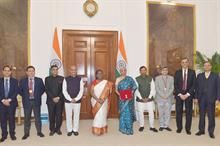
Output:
[
  {"xmin": 50, "ymin": 27, "xmax": 64, "ymax": 75},
  {"xmin": 115, "ymin": 32, "xmax": 128, "ymax": 78}
]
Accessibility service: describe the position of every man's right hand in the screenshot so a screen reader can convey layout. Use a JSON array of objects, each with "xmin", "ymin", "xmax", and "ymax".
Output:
[
  {"xmin": 2, "ymin": 100, "xmax": 10, "ymax": 106},
  {"xmin": 143, "ymin": 98, "xmax": 149, "ymax": 102},
  {"xmin": 179, "ymin": 94, "xmax": 185, "ymax": 100},
  {"xmin": 53, "ymin": 97, "xmax": 60, "ymax": 103}
]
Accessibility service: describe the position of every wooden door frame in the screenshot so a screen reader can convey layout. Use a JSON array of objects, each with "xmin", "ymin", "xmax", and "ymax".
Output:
[{"xmin": 62, "ymin": 30, "xmax": 118, "ymax": 119}]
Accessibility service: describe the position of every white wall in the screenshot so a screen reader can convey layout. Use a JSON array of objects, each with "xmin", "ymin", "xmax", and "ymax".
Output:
[{"xmin": 30, "ymin": 0, "xmax": 220, "ymax": 113}]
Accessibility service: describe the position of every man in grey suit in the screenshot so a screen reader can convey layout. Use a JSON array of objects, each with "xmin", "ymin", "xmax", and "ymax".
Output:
[{"xmin": 155, "ymin": 66, "xmax": 174, "ymax": 131}]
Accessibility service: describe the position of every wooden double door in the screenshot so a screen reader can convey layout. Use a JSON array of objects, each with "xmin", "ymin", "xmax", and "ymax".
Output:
[{"xmin": 62, "ymin": 30, "xmax": 118, "ymax": 119}]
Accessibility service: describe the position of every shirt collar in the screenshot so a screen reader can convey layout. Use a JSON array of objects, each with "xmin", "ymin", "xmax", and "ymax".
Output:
[
  {"xmin": 4, "ymin": 77, "xmax": 10, "ymax": 80},
  {"xmin": 182, "ymin": 68, "xmax": 188, "ymax": 72},
  {"xmin": 28, "ymin": 77, "xmax": 34, "ymax": 80}
]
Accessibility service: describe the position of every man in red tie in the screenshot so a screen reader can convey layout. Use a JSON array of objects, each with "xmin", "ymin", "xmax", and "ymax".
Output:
[
  {"xmin": 19, "ymin": 66, "xmax": 45, "ymax": 140},
  {"xmin": 174, "ymin": 58, "xmax": 196, "ymax": 135}
]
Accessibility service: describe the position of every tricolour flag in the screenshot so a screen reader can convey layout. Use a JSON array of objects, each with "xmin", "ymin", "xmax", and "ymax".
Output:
[
  {"xmin": 115, "ymin": 32, "xmax": 128, "ymax": 78},
  {"xmin": 50, "ymin": 27, "xmax": 64, "ymax": 75}
]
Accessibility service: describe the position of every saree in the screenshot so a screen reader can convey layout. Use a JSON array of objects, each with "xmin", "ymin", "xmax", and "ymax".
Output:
[
  {"xmin": 91, "ymin": 80, "xmax": 112, "ymax": 136},
  {"xmin": 116, "ymin": 76, "xmax": 137, "ymax": 135}
]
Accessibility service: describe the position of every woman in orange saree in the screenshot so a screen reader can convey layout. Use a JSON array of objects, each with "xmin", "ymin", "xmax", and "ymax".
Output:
[{"xmin": 90, "ymin": 69, "xmax": 112, "ymax": 136}]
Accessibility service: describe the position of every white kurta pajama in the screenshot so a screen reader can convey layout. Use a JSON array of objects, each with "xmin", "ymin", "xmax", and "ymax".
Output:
[
  {"xmin": 135, "ymin": 80, "xmax": 156, "ymax": 128},
  {"xmin": 62, "ymin": 79, "xmax": 84, "ymax": 133}
]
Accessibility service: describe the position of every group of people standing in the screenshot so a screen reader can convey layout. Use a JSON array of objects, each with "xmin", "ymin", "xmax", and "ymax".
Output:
[
  {"xmin": 115, "ymin": 58, "xmax": 220, "ymax": 139},
  {"xmin": 0, "ymin": 57, "xmax": 219, "ymax": 143}
]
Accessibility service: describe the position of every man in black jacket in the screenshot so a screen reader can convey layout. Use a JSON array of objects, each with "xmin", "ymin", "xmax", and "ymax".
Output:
[
  {"xmin": 174, "ymin": 58, "xmax": 196, "ymax": 135},
  {"xmin": 45, "ymin": 65, "xmax": 64, "ymax": 136},
  {"xmin": 195, "ymin": 61, "xmax": 220, "ymax": 139}
]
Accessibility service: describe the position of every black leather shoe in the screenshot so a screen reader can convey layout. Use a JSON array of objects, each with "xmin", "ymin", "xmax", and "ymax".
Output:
[
  {"xmin": 37, "ymin": 132, "xmax": 45, "ymax": 137},
  {"xmin": 0, "ymin": 137, "xmax": 6, "ymax": 142},
  {"xmin": 209, "ymin": 133, "xmax": 215, "ymax": 139},
  {"xmin": 11, "ymin": 135, "xmax": 17, "ymax": 140},
  {"xmin": 56, "ymin": 130, "xmax": 62, "ymax": 135},
  {"xmin": 164, "ymin": 127, "xmax": 172, "ymax": 131},
  {"xmin": 49, "ymin": 131, "xmax": 55, "ymax": 136},
  {"xmin": 139, "ymin": 127, "xmax": 144, "ymax": 132},
  {"xmin": 150, "ymin": 128, "xmax": 158, "ymax": 132},
  {"xmin": 186, "ymin": 130, "xmax": 191, "ymax": 135},
  {"xmin": 176, "ymin": 129, "xmax": 182, "ymax": 133},
  {"xmin": 195, "ymin": 131, "xmax": 205, "ymax": 136},
  {"xmin": 73, "ymin": 131, "xmax": 79, "ymax": 136},
  {"xmin": 159, "ymin": 127, "xmax": 164, "ymax": 131},
  {"xmin": 67, "ymin": 132, "xmax": 72, "ymax": 136},
  {"xmin": 22, "ymin": 134, "xmax": 29, "ymax": 140}
]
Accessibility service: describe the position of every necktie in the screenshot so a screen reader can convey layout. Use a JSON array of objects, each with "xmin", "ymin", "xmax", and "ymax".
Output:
[
  {"xmin": 29, "ymin": 78, "xmax": 34, "ymax": 98},
  {"xmin": 4, "ymin": 79, "xmax": 9, "ymax": 98},
  {"xmin": 182, "ymin": 70, "xmax": 187, "ymax": 90}
]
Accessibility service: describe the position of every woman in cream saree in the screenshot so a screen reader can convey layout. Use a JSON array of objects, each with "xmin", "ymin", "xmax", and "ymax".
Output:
[{"xmin": 91, "ymin": 70, "xmax": 112, "ymax": 136}]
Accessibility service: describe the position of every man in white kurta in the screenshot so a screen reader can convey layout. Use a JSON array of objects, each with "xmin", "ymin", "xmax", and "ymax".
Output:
[
  {"xmin": 135, "ymin": 66, "xmax": 158, "ymax": 132},
  {"xmin": 62, "ymin": 66, "xmax": 84, "ymax": 136}
]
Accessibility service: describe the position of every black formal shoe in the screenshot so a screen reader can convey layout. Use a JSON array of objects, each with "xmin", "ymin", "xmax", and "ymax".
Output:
[
  {"xmin": 73, "ymin": 131, "xmax": 79, "ymax": 136},
  {"xmin": 11, "ymin": 135, "xmax": 17, "ymax": 140},
  {"xmin": 0, "ymin": 137, "xmax": 6, "ymax": 142},
  {"xmin": 56, "ymin": 130, "xmax": 62, "ymax": 135},
  {"xmin": 67, "ymin": 132, "xmax": 72, "ymax": 136},
  {"xmin": 37, "ymin": 132, "xmax": 45, "ymax": 137},
  {"xmin": 22, "ymin": 134, "xmax": 29, "ymax": 140},
  {"xmin": 195, "ymin": 131, "xmax": 205, "ymax": 136},
  {"xmin": 209, "ymin": 133, "xmax": 215, "ymax": 139},
  {"xmin": 49, "ymin": 131, "xmax": 55, "ymax": 136},
  {"xmin": 150, "ymin": 128, "xmax": 158, "ymax": 132},
  {"xmin": 164, "ymin": 127, "xmax": 172, "ymax": 131},
  {"xmin": 176, "ymin": 129, "xmax": 182, "ymax": 133},
  {"xmin": 159, "ymin": 127, "xmax": 164, "ymax": 131},
  {"xmin": 186, "ymin": 130, "xmax": 191, "ymax": 135},
  {"xmin": 139, "ymin": 127, "xmax": 144, "ymax": 132}
]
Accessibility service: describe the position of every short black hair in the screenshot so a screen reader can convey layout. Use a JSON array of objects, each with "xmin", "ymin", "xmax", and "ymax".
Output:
[
  {"xmin": 50, "ymin": 65, "xmax": 58, "ymax": 70},
  {"xmin": 26, "ymin": 65, "xmax": 35, "ymax": 71},
  {"xmin": 139, "ymin": 66, "xmax": 147, "ymax": 71},
  {"xmin": 181, "ymin": 57, "xmax": 189, "ymax": 61},
  {"xmin": 95, "ymin": 69, "xmax": 103, "ymax": 75},
  {"xmin": 2, "ymin": 65, "xmax": 12, "ymax": 71},
  {"xmin": 161, "ymin": 66, "xmax": 168, "ymax": 69}
]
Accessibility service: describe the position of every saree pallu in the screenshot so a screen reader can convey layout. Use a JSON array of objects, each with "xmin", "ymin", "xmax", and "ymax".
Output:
[{"xmin": 91, "ymin": 80, "xmax": 112, "ymax": 136}]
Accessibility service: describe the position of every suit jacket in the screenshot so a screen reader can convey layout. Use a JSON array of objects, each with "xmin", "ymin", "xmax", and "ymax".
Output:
[
  {"xmin": 19, "ymin": 77, "xmax": 45, "ymax": 108},
  {"xmin": 195, "ymin": 72, "xmax": 220, "ymax": 103},
  {"xmin": 174, "ymin": 68, "xmax": 196, "ymax": 97},
  {"xmin": 155, "ymin": 75, "xmax": 174, "ymax": 102},
  {"xmin": 45, "ymin": 75, "xmax": 64, "ymax": 104},
  {"xmin": 0, "ymin": 77, "xmax": 18, "ymax": 107}
]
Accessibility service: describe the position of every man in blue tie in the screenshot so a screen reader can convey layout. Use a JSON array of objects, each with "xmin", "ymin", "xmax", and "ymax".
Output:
[
  {"xmin": 0, "ymin": 65, "xmax": 18, "ymax": 142},
  {"xmin": 19, "ymin": 66, "xmax": 45, "ymax": 140}
]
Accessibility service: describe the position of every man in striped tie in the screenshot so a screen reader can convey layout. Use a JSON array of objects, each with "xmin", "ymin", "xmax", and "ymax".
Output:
[{"xmin": 174, "ymin": 58, "xmax": 196, "ymax": 135}]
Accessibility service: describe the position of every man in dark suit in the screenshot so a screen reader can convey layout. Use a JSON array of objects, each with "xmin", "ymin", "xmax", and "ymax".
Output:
[
  {"xmin": 174, "ymin": 58, "xmax": 196, "ymax": 135},
  {"xmin": 195, "ymin": 61, "xmax": 220, "ymax": 139},
  {"xmin": 19, "ymin": 66, "xmax": 45, "ymax": 140},
  {"xmin": 45, "ymin": 65, "xmax": 64, "ymax": 136},
  {"xmin": 0, "ymin": 65, "xmax": 18, "ymax": 142}
]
